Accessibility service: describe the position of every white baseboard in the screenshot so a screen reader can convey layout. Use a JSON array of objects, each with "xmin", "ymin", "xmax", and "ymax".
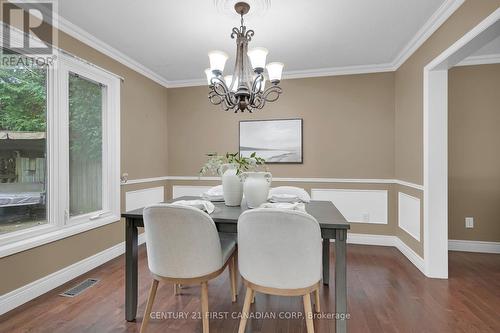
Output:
[
  {"xmin": 346, "ymin": 233, "xmax": 395, "ymax": 246},
  {"xmin": 449, "ymin": 239, "xmax": 500, "ymax": 254},
  {"xmin": 394, "ymin": 237, "xmax": 425, "ymax": 274},
  {"xmin": 333, "ymin": 233, "xmax": 426, "ymax": 274},
  {"xmin": 0, "ymin": 233, "xmax": 146, "ymax": 316}
]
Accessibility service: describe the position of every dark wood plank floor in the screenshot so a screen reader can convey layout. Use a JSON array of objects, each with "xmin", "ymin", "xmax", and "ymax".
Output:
[{"xmin": 1, "ymin": 244, "xmax": 499, "ymax": 333}]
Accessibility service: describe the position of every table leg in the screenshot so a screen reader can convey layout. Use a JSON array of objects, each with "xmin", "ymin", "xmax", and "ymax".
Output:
[
  {"xmin": 335, "ymin": 229, "xmax": 347, "ymax": 333},
  {"xmin": 125, "ymin": 218, "xmax": 138, "ymax": 321},
  {"xmin": 322, "ymin": 238, "xmax": 330, "ymax": 286}
]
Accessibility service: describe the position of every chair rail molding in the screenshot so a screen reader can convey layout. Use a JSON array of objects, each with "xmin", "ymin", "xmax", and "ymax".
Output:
[{"xmin": 121, "ymin": 176, "xmax": 424, "ymax": 191}]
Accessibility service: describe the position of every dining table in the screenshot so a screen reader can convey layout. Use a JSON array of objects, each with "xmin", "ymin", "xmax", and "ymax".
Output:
[{"xmin": 122, "ymin": 196, "xmax": 350, "ymax": 333}]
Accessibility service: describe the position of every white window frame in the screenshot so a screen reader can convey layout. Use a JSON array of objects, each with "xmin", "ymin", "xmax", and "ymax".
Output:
[{"xmin": 0, "ymin": 39, "xmax": 121, "ymax": 257}]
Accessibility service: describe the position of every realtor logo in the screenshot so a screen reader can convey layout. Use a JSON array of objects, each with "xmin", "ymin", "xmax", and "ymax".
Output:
[{"xmin": 2, "ymin": 1, "xmax": 54, "ymax": 55}]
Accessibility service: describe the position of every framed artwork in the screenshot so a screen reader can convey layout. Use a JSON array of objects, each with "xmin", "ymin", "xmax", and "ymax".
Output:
[{"xmin": 239, "ymin": 118, "xmax": 303, "ymax": 164}]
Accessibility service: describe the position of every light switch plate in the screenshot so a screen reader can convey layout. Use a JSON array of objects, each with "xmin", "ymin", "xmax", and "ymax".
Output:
[{"xmin": 465, "ymin": 217, "xmax": 474, "ymax": 229}]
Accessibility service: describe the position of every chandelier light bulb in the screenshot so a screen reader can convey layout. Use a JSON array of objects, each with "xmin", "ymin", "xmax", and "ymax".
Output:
[
  {"xmin": 247, "ymin": 47, "xmax": 269, "ymax": 73},
  {"xmin": 205, "ymin": 68, "xmax": 214, "ymax": 85},
  {"xmin": 266, "ymin": 62, "xmax": 284, "ymax": 84},
  {"xmin": 208, "ymin": 50, "xmax": 229, "ymax": 74}
]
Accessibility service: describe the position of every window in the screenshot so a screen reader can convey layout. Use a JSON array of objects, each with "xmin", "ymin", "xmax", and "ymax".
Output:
[
  {"xmin": 0, "ymin": 49, "xmax": 120, "ymax": 255},
  {"xmin": 0, "ymin": 51, "xmax": 48, "ymax": 234},
  {"xmin": 68, "ymin": 73, "xmax": 103, "ymax": 217}
]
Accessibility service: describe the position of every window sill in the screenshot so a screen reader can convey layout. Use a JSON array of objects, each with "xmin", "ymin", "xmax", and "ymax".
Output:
[{"xmin": 0, "ymin": 214, "xmax": 121, "ymax": 258}]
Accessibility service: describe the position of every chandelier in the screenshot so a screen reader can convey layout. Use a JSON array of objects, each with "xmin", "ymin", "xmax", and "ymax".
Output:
[{"xmin": 205, "ymin": 2, "xmax": 284, "ymax": 113}]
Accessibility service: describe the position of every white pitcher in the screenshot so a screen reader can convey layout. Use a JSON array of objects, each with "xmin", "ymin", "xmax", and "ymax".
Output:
[
  {"xmin": 241, "ymin": 172, "xmax": 272, "ymax": 208},
  {"xmin": 219, "ymin": 163, "xmax": 243, "ymax": 206}
]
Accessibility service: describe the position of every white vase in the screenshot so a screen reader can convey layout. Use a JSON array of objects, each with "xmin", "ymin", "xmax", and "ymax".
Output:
[
  {"xmin": 219, "ymin": 163, "xmax": 243, "ymax": 206},
  {"xmin": 241, "ymin": 172, "xmax": 272, "ymax": 208}
]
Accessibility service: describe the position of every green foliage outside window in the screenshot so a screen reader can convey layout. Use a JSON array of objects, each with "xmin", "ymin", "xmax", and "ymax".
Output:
[
  {"xmin": 0, "ymin": 65, "xmax": 47, "ymax": 132},
  {"xmin": 69, "ymin": 73, "xmax": 103, "ymax": 161},
  {"xmin": 0, "ymin": 58, "xmax": 103, "ymax": 160}
]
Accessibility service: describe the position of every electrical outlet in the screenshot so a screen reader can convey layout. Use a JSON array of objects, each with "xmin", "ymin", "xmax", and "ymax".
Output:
[
  {"xmin": 362, "ymin": 213, "xmax": 370, "ymax": 223},
  {"xmin": 465, "ymin": 217, "xmax": 474, "ymax": 229}
]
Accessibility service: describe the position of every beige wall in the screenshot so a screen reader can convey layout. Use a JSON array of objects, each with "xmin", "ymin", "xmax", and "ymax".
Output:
[
  {"xmin": 394, "ymin": 0, "xmax": 500, "ymax": 253},
  {"xmin": 0, "ymin": 28, "xmax": 168, "ymax": 294},
  {"xmin": 166, "ymin": 73, "xmax": 400, "ymax": 246},
  {"xmin": 167, "ymin": 74, "xmax": 395, "ymax": 178},
  {"xmin": 395, "ymin": 0, "xmax": 500, "ymax": 185},
  {"xmin": 448, "ymin": 64, "xmax": 500, "ymax": 242}
]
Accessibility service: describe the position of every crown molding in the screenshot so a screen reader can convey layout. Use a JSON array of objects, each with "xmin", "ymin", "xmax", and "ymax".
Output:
[
  {"xmin": 166, "ymin": 63, "xmax": 397, "ymax": 88},
  {"xmin": 456, "ymin": 53, "xmax": 500, "ymax": 66},
  {"xmin": 391, "ymin": 0, "xmax": 465, "ymax": 69},
  {"xmin": 282, "ymin": 63, "xmax": 396, "ymax": 80},
  {"xmin": 50, "ymin": 0, "xmax": 464, "ymax": 88}
]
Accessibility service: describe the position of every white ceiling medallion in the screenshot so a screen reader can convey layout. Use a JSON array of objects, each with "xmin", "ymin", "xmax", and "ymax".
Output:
[{"xmin": 213, "ymin": 0, "xmax": 271, "ymax": 19}]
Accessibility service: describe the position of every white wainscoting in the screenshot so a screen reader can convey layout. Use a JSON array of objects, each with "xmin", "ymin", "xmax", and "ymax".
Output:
[
  {"xmin": 398, "ymin": 192, "xmax": 421, "ymax": 241},
  {"xmin": 125, "ymin": 186, "xmax": 164, "ymax": 211},
  {"xmin": 172, "ymin": 185, "xmax": 212, "ymax": 199},
  {"xmin": 311, "ymin": 189, "xmax": 388, "ymax": 224}
]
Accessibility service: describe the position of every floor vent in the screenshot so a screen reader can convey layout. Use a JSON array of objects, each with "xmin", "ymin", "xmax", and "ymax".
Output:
[{"xmin": 60, "ymin": 278, "xmax": 99, "ymax": 297}]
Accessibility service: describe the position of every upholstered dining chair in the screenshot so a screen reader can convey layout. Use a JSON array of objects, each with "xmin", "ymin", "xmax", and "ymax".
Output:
[
  {"xmin": 237, "ymin": 208, "xmax": 322, "ymax": 333},
  {"xmin": 268, "ymin": 186, "xmax": 311, "ymax": 202},
  {"xmin": 140, "ymin": 204, "xmax": 238, "ymax": 333}
]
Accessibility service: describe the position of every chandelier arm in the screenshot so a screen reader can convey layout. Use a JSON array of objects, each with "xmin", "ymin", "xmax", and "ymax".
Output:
[
  {"xmin": 231, "ymin": 27, "xmax": 240, "ymax": 39},
  {"xmin": 210, "ymin": 76, "xmax": 229, "ymax": 95},
  {"xmin": 209, "ymin": 77, "xmax": 240, "ymax": 111},
  {"xmin": 261, "ymin": 85, "xmax": 283, "ymax": 103},
  {"xmin": 250, "ymin": 73, "xmax": 265, "ymax": 95},
  {"xmin": 252, "ymin": 93, "xmax": 265, "ymax": 110},
  {"xmin": 245, "ymin": 29, "xmax": 254, "ymax": 41},
  {"xmin": 208, "ymin": 91, "xmax": 225, "ymax": 106}
]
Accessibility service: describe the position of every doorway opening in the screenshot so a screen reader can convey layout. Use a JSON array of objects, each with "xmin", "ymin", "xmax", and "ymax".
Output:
[{"xmin": 423, "ymin": 9, "xmax": 500, "ymax": 278}]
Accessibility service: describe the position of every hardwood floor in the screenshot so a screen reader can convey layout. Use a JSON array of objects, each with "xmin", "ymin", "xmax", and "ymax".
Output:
[{"xmin": 1, "ymin": 244, "xmax": 499, "ymax": 333}]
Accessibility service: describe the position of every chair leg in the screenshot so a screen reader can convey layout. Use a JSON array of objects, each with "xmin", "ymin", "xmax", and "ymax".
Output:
[
  {"xmin": 174, "ymin": 284, "xmax": 178, "ymax": 296},
  {"xmin": 229, "ymin": 256, "xmax": 237, "ymax": 302},
  {"xmin": 234, "ymin": 251, "xmax": 239, "ymax": 296},
  {"xmin": 200, "ymin": 281, "xmax": 209, "ymax": 333},
  {"xmin": 238, "ymin": 287, "xmax": 254, "ymax": 333},
  {"xmin": 251, "ymin": 292, "xmax": 255, "ymax": 304},
  {"xmin": 140, "ymin": 279, "xmax": 159, "ymax": 333},
  {"xmin": 314, "ymin": 288, "xmax": 321, "ymax": 312},
  {"xmin": 303, "ymin": 293, "xmax": 315, "ymax": 333}
]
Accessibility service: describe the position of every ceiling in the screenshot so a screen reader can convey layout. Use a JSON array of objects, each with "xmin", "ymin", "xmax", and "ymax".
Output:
[{"xmin": 57, "ymin": 0, "xmax": 463, "ymax": 86}]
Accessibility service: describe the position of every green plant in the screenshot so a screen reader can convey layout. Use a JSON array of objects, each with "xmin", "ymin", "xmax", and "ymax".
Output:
[{"xmin": 199, "ymin": 152, "xmax": 266, "ymax": 176}]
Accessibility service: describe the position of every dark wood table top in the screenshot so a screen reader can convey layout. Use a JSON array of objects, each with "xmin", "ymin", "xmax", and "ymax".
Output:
[{"xmin": 122, "ymin": 196, "xmax": 349, "ymax": 230}]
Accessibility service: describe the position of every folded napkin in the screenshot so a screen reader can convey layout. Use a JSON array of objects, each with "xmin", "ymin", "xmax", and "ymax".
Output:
[
  {"xmin": 202, "ymin": 185, "xmax": 224, "ymax": 202},
  {"xmin": 172, "ymin": 200, "xmax": 215, "ymax": 214},
  {"xmin": 268, "ymin": 186, "xmax": 311, "ymax": 203},
  {"xmin": 268, "ymin": 193, "xmax": 300, "ymax": 203},
  {"xmin": 259, "ymin": 202, "xmax": 306, "ymax": 212}
]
